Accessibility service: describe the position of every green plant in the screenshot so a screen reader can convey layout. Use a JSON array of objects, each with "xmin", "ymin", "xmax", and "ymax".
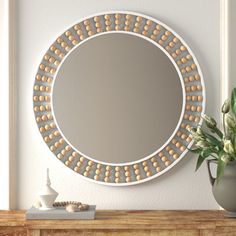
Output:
[{"xmin": 188, "ymin": 88, "xmax": 236, "ymax": 182}]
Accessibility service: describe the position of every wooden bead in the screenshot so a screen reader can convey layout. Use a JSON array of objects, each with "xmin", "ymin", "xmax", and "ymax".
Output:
[
  {"xmin": 57, "ymin": 153, "xmax": 63, "ymax": 159},
  {"xmin": 69, "ymin": 156, "xmax": 74, "ymax": 162},
  {"xmin": 161, "ymin": 35, "xmax": 167, "ymax": 40},
  {"xmin": 105, "ymin": 20, "xmax": 111, "ymax": 26},
  {"xmin": 156, "ymin": 25, "xmax": 161, "ymax": 30},
  {"xmin": 165, "ymin": 161, "xmax": 171, "ymax": 166},
  {"xmin": 65, "ymin": 160, "xmax": 72, "ymax": 167},
  {"xmin": 115, "ymin": 13, "xmax": 121, "ymax": 19},
  {"xmin": 74, "ymin": 24, "xmax": 80, "ymax": 30},
  {"xmin": 74, "ymin": 166, "xmax": 80, "ymax": 172},
  {"xmin": 115, "ymin": 178, "xmax": 119, "ymax": 183},
  {"xmin": 88, "ymin": 160, "xmax": 93, "ymax": 166},
  {"xmin": 72, "ymin": 152, "xmax": 78, "ymax": 157},
  {"xmin": 104, "ymin": 14, "xmax": 110, "ymax": 20},
  {"xmin": 39, "ymin": 127, "xmax": 45, "ymax": 133},
  {"xmin": 94, "ymin": 16, "xmax": 100, "ymax": 22},
  {"xmin": 136, "ymin": 16, "xmax": 142, "ymax": 22},
  {"xmin": 176, "ymin": 49, "xmax": 181, "ymax": 55},
  {"xmin": 115, "ymin": 172, "xmax": 120, "ymax": 178},
  {"xmin": 173, "ymin": 37, "xmax": 179, "ymax": 43},
  {"xmin": 104, "ymin": 177, "xmax": 109, "ymax": 182},
  {"xmin": 146, "ymin": 171, "xmax": 152, "ymax": 177},
  {"xmin": 161, "ymin": 156, "xmax": 167, "ymax": 162},
  {"xmin": 105, "ymin": 171, "xmax": 110, "ymax": 177},
  {"xmin": 77, "ymin": 162, "xmax": 82, "ymax": 167},
  {"xmin": 84, "ymin": 171, "xmax": 89, "ymax": 177},
  {"xmin": 144, "ymin": 25, "xmax": 149, "ymax": 31},
  {"xmin": 95, "ymin": 22, "xmax": 101, "ymax": 28},
  {"xmin": 172, "ymin": 139, "xmax": 177, "ymax": 144},
  {"xmin": 153, "ymin": 29, "xmax": 159, "ymax": 35},
  {"xmin": 88, "ymin": 31, "xmax": 94, "ymax": 36},
  {"xmin": 135, "ymin": 169, "xmax": 140, "ymax": 175},
  {"xmin": 50, "ymin": 146, "xmax": 56, "ymax": 151},
  {"xmin": 150, "ymin": 35, "xmax": 156, "ymax": 40},
  {"xmin": 181, "ymin": 58, "xmax": 187, "ymax": 63},
  {"xmin": 169, "ymin": 150, "xmax": 174, "ymax": 155},
  {"xmin": 156, "ymin": 167, "xmax": 161, "ymax": 172},
  {"xmin": 115, "ymin": 166, "xmax": 120, "ymax": 171},
  {"xmin": 34, "ymin": 106, "xmax": 39, "ymax": 112},
  {"xmin": 115, "ymin": 20, "xmax": 120, "ymax": 25},
  {"xmin": 158, "ymin": 152, "xmax": 164, "ymax": 157},
  {"xmin": 197, "ymin": 106, "xmax": 202, "ymax": 112},
  {"xmin": 180, "ymin": 45, "xmax": 186, "ymax": 51},
  {"xmin": 106, "ymin": 26, "xmax": 111, "ymax": 31},
  {"xmin": 186, "ymin": 66, "xmax": 191, "ymax": 72},
  {"xmin": 61, "ymin": 149, "xmax": 66, "ymax": 155},
  {"xmin": 126, "ymin": 14, "xmax": 131, "ymax": 20},
  {"xmin": 151, "ymin": 157, "xmax": 157, "ymax": 163},
  {"xmin": 198, "ymin": 95, "xmax": 203, "ymax": 101},
  {"xmin": 95, "ymin": 169, "xmax": 100, "ymax": 175},
  {"xmin": 94, "ymin": 175, "xmax": 99, "ymax": 181},
  {"xmin": 126, "ymin": 177, "xmax": 131, "ymax": 182},
  {"xmin": 144, "ymin": 166, "xmax": 149, "ymax": 172},
  {"xmin": 97, "ymin": 163, "xmax": 102, "ymax": 169},
  {"xmin": 106, "ymin": 166, "xmax": 111, "ymax": 171},
  {"xmin": 85, "ymin": 166, "xmax": 90, "ymax": 172},
  {"xmin": 173, "ymin": 153, "xmax": 179, "ymax": 159},
  {"xmin": 153, "ymin": 162, "xmax": 159, "ymax": 168},
  {"xmin": 83, "ymin": 20, "xmax": 90, "ymax": 26},
  {"xmin": 136, "ymin": 175, "xmax": 141, "ymax": 181},
  {"xmin": 80, "ymin": 156, "xmax": 84, "ymax": 162},
  {"xmin": 142, "ymin": 161, "xmax": 148, "ymax": 166},
  {"xmin": 133, "ymin": 164, "xmax": 139, "ymax": 169},
  {"xmin": 125, "ymin": 171, "xmax": 130, "ymax": 177},
  {"xmin": 124, "ymin": 20, "xmax": 130, "ymax": 26}
]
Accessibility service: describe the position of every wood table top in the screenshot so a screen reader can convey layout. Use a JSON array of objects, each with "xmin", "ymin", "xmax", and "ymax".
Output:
[{"xmin": 0, "ymin": 210, "xmax": 235, "ymax": 230}]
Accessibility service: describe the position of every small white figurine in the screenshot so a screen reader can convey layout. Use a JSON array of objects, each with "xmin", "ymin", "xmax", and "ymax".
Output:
[{"xmin": 38, "ymin": 168, "xmax": 58, "ymax": 210}]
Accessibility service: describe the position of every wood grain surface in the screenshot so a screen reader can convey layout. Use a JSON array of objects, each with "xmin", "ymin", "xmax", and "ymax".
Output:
[{"xmin": 0, "ymin": 210, "xmax": 236, "ymax": 236}]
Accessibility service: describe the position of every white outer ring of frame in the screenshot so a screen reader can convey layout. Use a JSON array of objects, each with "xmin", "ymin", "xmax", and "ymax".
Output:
[{"xmin": 35, "ymin": 10, "xmax": 206, "ymax": 186}]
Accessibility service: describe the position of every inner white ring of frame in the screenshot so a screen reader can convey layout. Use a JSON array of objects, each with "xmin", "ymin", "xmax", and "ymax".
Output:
[
  {"xmin": 51, "ymin": 30, "xmax": 186, "ymax": 166},
  {"xmin": 33, "ymin": 11, "xmax": 206, "ymax": 186}
]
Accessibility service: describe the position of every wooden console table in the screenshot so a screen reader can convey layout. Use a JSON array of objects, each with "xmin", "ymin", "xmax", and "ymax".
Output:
[{"xmin": 0, "ymin": 210, "xmax": 236, "ymax": 236}]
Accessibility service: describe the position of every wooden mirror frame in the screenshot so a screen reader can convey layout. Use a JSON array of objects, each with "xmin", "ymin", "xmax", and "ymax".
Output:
[{"xmin": 33, "ymin": 11, "xmax": 206, "ymax": 186}]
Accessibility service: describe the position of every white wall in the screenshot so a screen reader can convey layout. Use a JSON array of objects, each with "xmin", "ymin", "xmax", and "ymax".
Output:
[
  {"xmin": 15, "ymin": 0, "xmax": 220, "ymax": 209},
  {"xmin": 229, "ymin": 0, "xmax": 236, "ymax": 89}
]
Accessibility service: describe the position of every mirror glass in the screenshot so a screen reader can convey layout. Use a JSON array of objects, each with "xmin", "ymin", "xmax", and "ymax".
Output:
[{"xmin": 53, "ymin": 33, "xmax": 183, "ymax": 164}]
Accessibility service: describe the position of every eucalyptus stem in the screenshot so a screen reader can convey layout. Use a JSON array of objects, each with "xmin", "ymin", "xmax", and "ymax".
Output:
[
  {"xmin": 214, "ymin": 126, "xmax": 224, "ymax": 139},
  {"xmin": 223, "ymin": 113, "xmax": 227, "ymax": 137}
]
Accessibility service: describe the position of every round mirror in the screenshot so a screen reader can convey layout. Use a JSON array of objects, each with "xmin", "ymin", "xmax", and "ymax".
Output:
[
  {"xmin": 53, "ymin": 33, "xmax": 183, "ymax": 164},
  {"xmin": 33, "ymin": 12, "xmax": 205, "ymax": 185}
]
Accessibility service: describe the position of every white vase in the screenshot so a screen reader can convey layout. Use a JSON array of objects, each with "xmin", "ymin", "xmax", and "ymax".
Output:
[{"xmin": 38, "ymin": 168, "xmax": 58, "ymax": 210}]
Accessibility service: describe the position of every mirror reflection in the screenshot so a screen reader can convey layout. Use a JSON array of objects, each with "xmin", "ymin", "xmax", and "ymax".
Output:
[{"xmin": 53, "ymin": 33, "xmax": 183, "ymax": 163}]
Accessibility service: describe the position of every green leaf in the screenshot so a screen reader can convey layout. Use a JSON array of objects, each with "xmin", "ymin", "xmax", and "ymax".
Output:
[
  {"xmin": 188, "ymin": 147, "xmax": 202, "ymax": 154},
  {"xmin": 201, "ymin": 148, "xmax": 214, "ymax": 158},
  {"xmin": 204, "ymin": 132, "xmax": 222, "ymax": 147},
  {"xmin": 231, "ymin": 88, "xmax": 236, "ymax": 117},
  {"xmin": 195, "ymin": 155, "xmax": 206, "ymax": 171},
  {"xmin": 216, "ymin": 156, "xmax": 227, "ymax": 183}
]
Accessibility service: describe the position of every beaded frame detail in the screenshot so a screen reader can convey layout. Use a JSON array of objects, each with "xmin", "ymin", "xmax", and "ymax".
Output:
[{"xmin": 33, "ymin": 12, "xmax": 205, "ymax": 186}]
